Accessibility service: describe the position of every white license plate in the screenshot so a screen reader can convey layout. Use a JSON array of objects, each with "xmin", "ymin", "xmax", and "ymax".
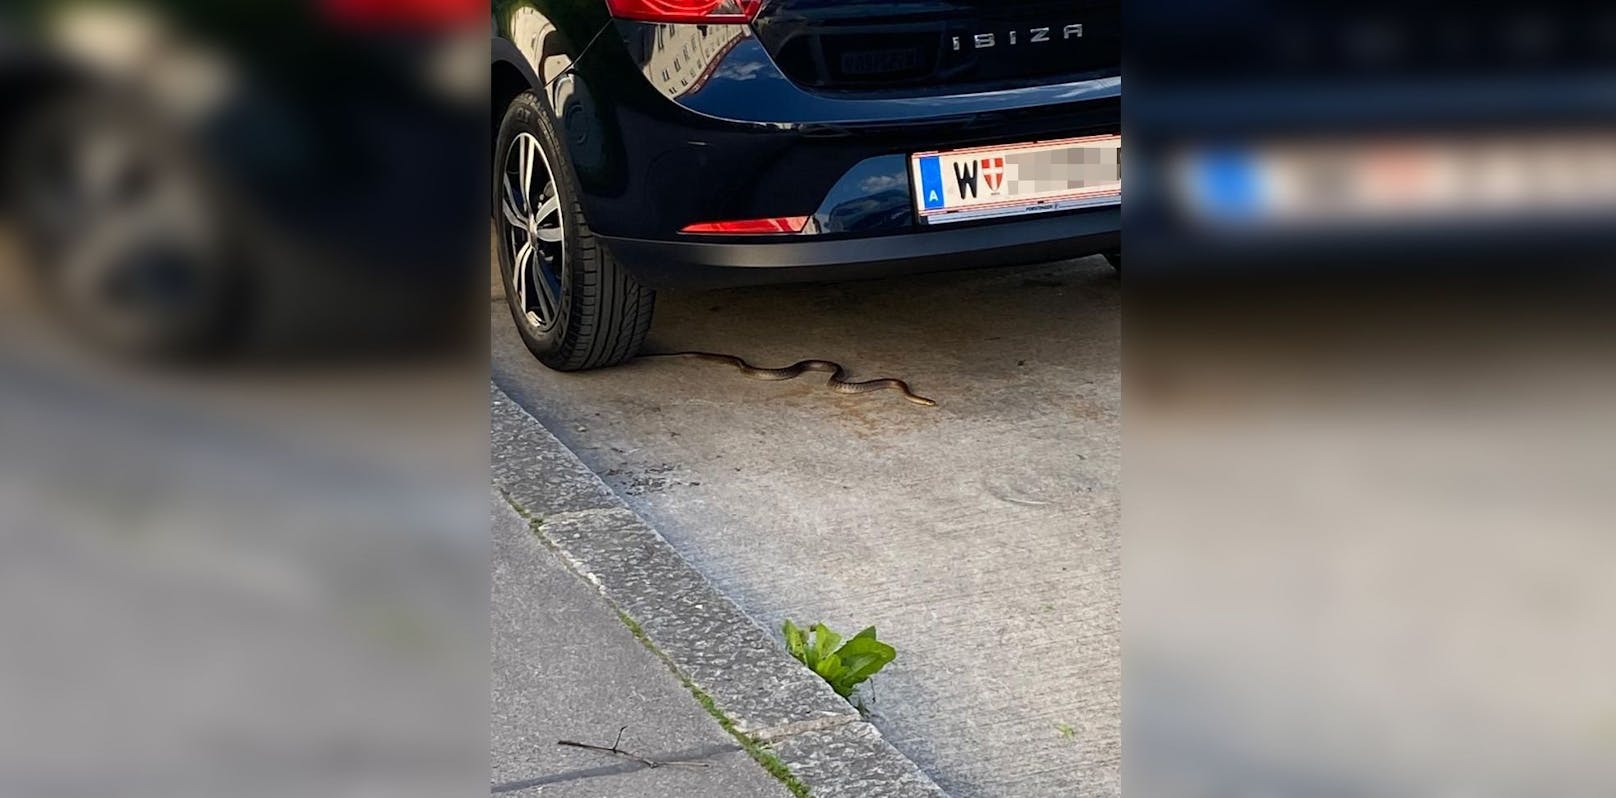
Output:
[{"xmin": 910, "ymin": 134, "xmax": 1122, "ymax": 225}]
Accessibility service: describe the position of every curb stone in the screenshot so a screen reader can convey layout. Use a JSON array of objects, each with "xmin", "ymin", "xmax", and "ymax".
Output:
[
  {"xmin": 772, "ymin": 723, "xmax": 950, "ymax": 798},
  {"xmin": 490, "ymin": 383, "xmax": 949, "ymax": 798}
]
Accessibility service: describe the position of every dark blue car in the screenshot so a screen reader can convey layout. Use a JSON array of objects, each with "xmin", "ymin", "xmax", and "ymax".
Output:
[{"xmin": 492, "ymin": 0, "xmax": 1121, "ymax": 370}]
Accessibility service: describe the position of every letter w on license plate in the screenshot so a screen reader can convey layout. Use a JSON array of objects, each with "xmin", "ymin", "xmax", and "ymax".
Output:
[{"xmin": 910, "ymin": 135, "xmax": 1121, "ymax": 225}]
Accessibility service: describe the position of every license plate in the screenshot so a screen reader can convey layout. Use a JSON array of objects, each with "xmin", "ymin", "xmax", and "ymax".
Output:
[
  {"xmin": 910, "ymin": 134, "xmax": 1121, "ymax": 225},
  {"xmin": 1177, "ymin": 134, "xmax": 1616, "ymax": 227}
]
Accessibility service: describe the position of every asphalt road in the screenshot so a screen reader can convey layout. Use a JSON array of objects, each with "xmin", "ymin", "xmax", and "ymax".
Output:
[
  {"xmin": 491, "ymin": 254, "xmax": 1121, "ymax": 797},
  {"xmin": 0, "ymin": 331, "xmax": 488, "ymax": 797},
  {"xmin": 490, "ymin": 492, "xmax": 793, "ymax": 797}
]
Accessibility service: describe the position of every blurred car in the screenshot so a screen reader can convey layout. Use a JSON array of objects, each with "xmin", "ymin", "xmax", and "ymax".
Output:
[
  {"xmin": 492, "ymin": 0, "xmax": 1121, "ymax": 370},
  {"xmin": 1125, "ymin": 3, "xmax": 1616, "ymax": 277},
  {"xmin": 1, "ymin": 2, "xmax": 481, "ymax": 357}
]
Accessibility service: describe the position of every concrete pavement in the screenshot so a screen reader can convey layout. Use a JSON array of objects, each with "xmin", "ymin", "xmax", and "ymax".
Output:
[
  {"xmin": 491, "ymin": 255, "xmax": 1121, "ymax": 797},
  {"xmin": 491, "ymin": 389, "xmax": 948, "ymax": 797}
]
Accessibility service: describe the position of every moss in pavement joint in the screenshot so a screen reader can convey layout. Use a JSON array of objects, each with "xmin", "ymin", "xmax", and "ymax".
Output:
[
  {"xmin": 498, "ymin": 487, "xmax": 541, "ymax": 524},
  {"xmin": 496, "ymin": 487, "xmax": 552, "ymax": 543},
  {"xmin": 615, "ymin": 610, "xmax": 813, "ymax": 798},
  {"xmin": 497, "ymin": 485, "xmax": 810, "ymax": 796}
]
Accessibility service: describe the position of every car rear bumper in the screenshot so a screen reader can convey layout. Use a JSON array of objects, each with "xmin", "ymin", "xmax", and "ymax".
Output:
[
  {"xmin": 555, "ymin": 18, "xmax": 1120, "ymax": 243},
  {"xmin": 599, "ymin": 206, "xmax": 1119, "ymax": 289}
]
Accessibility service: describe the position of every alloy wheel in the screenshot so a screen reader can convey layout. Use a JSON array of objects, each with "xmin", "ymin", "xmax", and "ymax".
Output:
[{"xmin": 500, "ymin": 131, "xmax": 565, "ymax": 331}]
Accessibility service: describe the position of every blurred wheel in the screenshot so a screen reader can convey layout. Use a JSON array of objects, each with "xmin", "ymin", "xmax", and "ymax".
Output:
[{"xmin": 9, "ymin": 93, "xmax": 239, "ymax": 357}]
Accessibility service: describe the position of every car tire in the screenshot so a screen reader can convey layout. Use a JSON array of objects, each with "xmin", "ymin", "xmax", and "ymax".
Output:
[{"xmin": 494, "ymin": 90, "xmax": 653, "ymax": 371}]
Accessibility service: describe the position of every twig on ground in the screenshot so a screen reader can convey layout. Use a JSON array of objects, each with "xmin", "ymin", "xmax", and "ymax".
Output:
[{"xmin": 556, "ymin": 725, "xmax": 711, "ymax": 769}]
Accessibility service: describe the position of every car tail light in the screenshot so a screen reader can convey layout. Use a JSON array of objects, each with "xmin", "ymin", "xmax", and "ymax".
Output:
[
  {"xmin": 680, "ymin": 216, "xmax": 808, "ymax": 234},
  {"xmin": 605, "ymin": 0, "xmax": 763, "ymax": 24},
  {"xmin": 320, "ymin": 0, "xmax": 484, "ymax": 30}
]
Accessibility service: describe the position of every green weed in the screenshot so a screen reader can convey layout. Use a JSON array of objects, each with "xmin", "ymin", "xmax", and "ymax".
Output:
[{"xmin": 782, "ymin": 619, "xmax": 896, "ymax": 700}]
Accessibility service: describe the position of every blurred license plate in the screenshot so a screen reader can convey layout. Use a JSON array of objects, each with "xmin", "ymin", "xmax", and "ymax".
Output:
[
  {"xmin": 1179, "ymin": 135, "xmax": 1616, "ymax": 227},
  {"xmin": 911, "ymin": 135, "xmax": 1122, "ymax": 225}
]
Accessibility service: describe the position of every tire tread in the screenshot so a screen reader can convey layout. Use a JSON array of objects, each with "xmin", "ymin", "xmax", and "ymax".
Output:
[{"xmin": 496, "ymin": 90, "xmax": 654, "ymax": 372}]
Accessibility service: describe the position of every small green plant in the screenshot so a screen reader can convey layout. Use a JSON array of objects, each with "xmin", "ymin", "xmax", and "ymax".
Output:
[{"xmin": 781, "ymin": 619, "xmax": 896, "ymax": 699}]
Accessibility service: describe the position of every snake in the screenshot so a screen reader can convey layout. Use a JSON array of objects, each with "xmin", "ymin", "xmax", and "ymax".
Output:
[{"xmin": 641, "ymin": 351, "xmax": 938, "ymax": 407}]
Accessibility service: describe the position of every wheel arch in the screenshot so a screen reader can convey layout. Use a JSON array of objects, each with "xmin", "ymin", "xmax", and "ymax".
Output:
[
  {"xmin": 490, "ymin": 44, "xmax": 541, "ymax": 159},
  {"xmin": 491, "ymin": 21, "xmax": 627, "ymax": 234}
]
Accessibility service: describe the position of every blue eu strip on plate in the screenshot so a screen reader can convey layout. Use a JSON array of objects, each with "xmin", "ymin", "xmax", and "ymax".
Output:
[
  {"xmin": 1194, "ymin": 149, "xmax": 1262, "ymax": 220},
  {"xmin": 917, "ymin": 155, "xmax": 946, "ymax": 210}
]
